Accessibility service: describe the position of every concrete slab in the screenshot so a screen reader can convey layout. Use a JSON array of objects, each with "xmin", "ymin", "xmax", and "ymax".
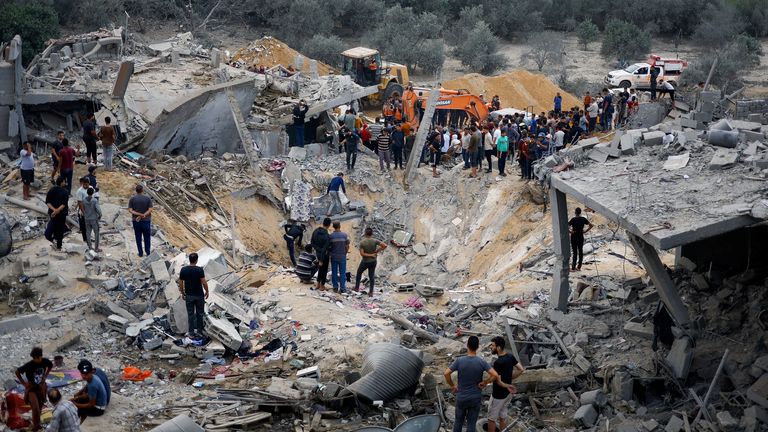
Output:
[
  {"xmin": 709, "ymin": 148, "xmax": 739, "ymax": 169},
  {"xmin": 573, "ymin": 404, "xmax": 597, "ymax": 427},
  {"xmin": 666, "ymin": 337, "xmax": 693, "ymax": 380},
  {"xmin": 747, "ymin": 373, "xmax": 768, "ymax": 409},
  {"xmin": 0, "ymin": 314, "xmax": 46, "ymax": 335},
  {"xmin": 588, "ymin": 148, "xmax": 610, "ymax": 163},
  {"xmin": 150, "ymin": 260, "xmax": 171, "ymax": 282},
  {"xmin": 643, "ymin": 131, "xmax": 666, "ymax": 146}
]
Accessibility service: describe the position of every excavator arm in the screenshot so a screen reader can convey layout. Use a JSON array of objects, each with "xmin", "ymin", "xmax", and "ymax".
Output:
[{"xmin": 402, "ymin": 89, "xmax": 489, "ymax": 129}]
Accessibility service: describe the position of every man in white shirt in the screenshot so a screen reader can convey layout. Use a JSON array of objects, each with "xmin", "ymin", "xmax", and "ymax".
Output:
[
  {"xmin": 553, "ymin": 126, "xmax": 565, "ymax": 150},
  {"xmin": 483, "ymin": 127, "xmax": 494, "ymax": 173},
  {"xmin": 659, "ymin": 80, "xmax": 675, "ymax": 103},
  {"xmin": 442, "ymin": 129, "xmax": 450, "ymax": 154}
]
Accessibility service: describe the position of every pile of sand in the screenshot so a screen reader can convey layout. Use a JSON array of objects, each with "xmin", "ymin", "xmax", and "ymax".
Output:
[
  {"xmin": 229, "ymin": 36, "xmax": 335, "ymax": 76},
  {"xmin": 443, "ymin": 70, "xmax": 581, "ymax": 114}
]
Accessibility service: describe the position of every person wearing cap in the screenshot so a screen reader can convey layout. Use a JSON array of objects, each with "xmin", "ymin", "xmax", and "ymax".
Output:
[
  {"xmin": 16, "ymin": 346, "xmax": 53, "ymax": 431},
  {"xmin": 326, "ymin": 173, "xmax": 346, "ymax": 216},
  {"xmin": 72, "ymin": 360, "xmax": 108, "ymax": 422},
  {"xmin": 46, "ymin": 388, "xmax": 81, "ymax": 432}
]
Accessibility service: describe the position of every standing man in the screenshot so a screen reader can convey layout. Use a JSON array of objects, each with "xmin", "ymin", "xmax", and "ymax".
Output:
[
  {"xmin": 568, "ymin": 207, "xmax": 593, "ymax": 271},
  {"xmin": 326, "ymin": 172, "xmax": 346, "ymax": 216},
  {"xmin": 283, "ymin": 220, "xmax": 306, "ymax": 267},
  {"xmin": 82, "ymin": 113, "xmax": 98, "ymax": 165},
  {"xmin": 461, "ymin": 127, "xmax": 471, "ymax": 169},
  {"xmin": 554, "ymin": 92, "xmax": 562, "ymax": 115},
  {"xmin": 376, "ymin": 128, "xmax": 391, "ymax": 172},
  {"xmin": 467, "ymin": 125, "xmax": 480, "ymax": 178},
  {"xmin": 329, "ymin": 221, "xmax": 350, "ymax": 294},
  {"xmin": 58, "ymin": 139, "xmax": 76, "ymax": 196},
  {"xmin": 98, "ymin": 116, "xmax": 116, "ymax": 171},
  {"xmin": 46, "ymin": 176, "xmax": 69, "ymax": 250},
  {"xmin": 342, "ymin": 129, "xmax": 360, "ymax": 170},
  {"xmin": 128, "ymin": 185, "xmax": 153, "ymax": 257},
  {"xmin": 601, "ymin": 89, "xmax": 614, "ymax": 132},
  {"xmin": 482, "ymin": 337, "xmax": 525, "ymax": 432},
  {"xmin": 179, "ymin": 252, "xmax": 209, "ymax": 337},
  {"xmin": 650, "ymin": 66, "xmax": 659, "ymax": 100},
  {"xmin": 444, "ymin": 336, "xmax": 499, "ymax": 432},
  {"xmin": 390, "ymin": 124, "xmax": 405, "ymax": 170},
  {"xmin": 19, "ymin": 141, "xmax": 35, "ymax": 200},
  {"xmin": 293, "ymin": 99, "xmax": 309, "ymax": 147},
  {"xmin": 311, "ymin": 217, "xmax": 332, "ymax": 291},
  {"xmin": 82, "ymin": 188, "xmax": 102, "ymax": 252},
  {"xmin": 51, "ymin": 130, "xmax": 64, "ymax": 184},
  {"xmin": 76, "ymin": 176, "xmax": 91, "ymax": 243},
  {"xmin": 46, "ymin": 388, "xmax": 81, "ymax": 432},
  {"xmin": 72, "ymin": 360, "xmax": 107, "ymax": 423},
  {"xmin": 553, "ymin": 125, "xmax": 565, "ymax": 151},
  {"xmin": 353, "ymin": 227, "xmax": 387, "ymax": 296},
  {"xmin": 15, "ymin": 347, "xmax": 52, "ymax": 431},
  {"xmin": 496, "ymin": 130, "xmax": 509, "ymax": 176},
  {"xmin": 482, "ymin": 126, "xmax": 494, "ymax": 173},
  {"xmin": 428, "ymin": 127, "xmax": 442, "ymax": 177}
]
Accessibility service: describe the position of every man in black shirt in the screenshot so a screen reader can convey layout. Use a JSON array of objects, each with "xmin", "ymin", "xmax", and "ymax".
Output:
[
  {"xmin": 310, "ymin": 218, "xmax": 332, "ymax": 291},
  {"xmin": 481, "ymin": 336, "xmax": 525, "ymax": 432},
  {"xmin": 284, "ymin": 220, "xmax": 306, "ymax": 267},
  {"xmin": 568, "ymin": 207, "xmax": 594, "ymax": 271},
  {"xmin": 82, "ymin": 113, "xmax": 98, "ymax": 165},
  {"xmin": 178, "ymin": 253, "xmax": 209, "ymax": 337},
  {"xmin": 293, "ymin": 100, "xmax": 309, "ymax": 148},
  {"xmin": 15, "ymin": 347, "xmax": 53, "ymax": 431},
  {"xmin": 45, "ymin": 176, "xmax": 69, "ymax": 250}
]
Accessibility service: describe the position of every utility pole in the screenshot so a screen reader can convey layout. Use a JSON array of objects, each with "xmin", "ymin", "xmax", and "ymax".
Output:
[{"xmin": 404, "ymin": 90, "xmax": 439, "ymax": 185}]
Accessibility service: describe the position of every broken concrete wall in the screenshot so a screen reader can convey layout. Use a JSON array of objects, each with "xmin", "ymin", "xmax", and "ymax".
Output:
[
  {"xmin": 141, "ymin": 78, "xmax": 258, "ymax": 157},
  {"xmin": 254, "ymin": 128, "xmax": 289, "ymax": 157}
]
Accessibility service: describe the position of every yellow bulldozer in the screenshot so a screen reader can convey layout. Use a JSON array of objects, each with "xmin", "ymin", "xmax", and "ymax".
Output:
[{"xmin": 341, "ymin": 47, "xmax": 409, "ymax": 105}]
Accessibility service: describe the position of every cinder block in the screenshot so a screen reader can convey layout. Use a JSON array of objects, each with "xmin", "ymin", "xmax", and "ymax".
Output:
[
  {"xmin": 666, "ymin": 337, "xmax": 693, "ymax": 380},
  {"xmin": 643, "ymin": 131, "xmax": 666, "ymax": 146},
  {"xmin": 620, "ymin": 134, "xmax": 636, "ymax": 155},
  {"xmin": 150, "ymin": 260, "xmax": 170, "ymax": 282},
  {"xmin": 573, "ymin": 404, "xmax": 598, "ymax": 427},
  {"xmin": 680, "ymin": 118, "xmax": 699, "ymax": 129},
  {"xmin": 743, "ymin": 130, "xmax": 765, "ymax": 142},
  {"xmin": 624, "ymin": 321, "xmax": 653, "ymax": 339},
  {"xmin": 693, "ymin": 111, "xmax": 713, "ymax": 123}
]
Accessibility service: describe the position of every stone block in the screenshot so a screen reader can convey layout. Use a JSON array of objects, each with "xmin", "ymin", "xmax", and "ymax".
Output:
[
  {"xmin": 168, "ymin": 298, "xmax": 188, "ymax": 335},
  {"xmin": 288, "ymin": 146, "xmax": 307, "ymax": 160},
  {"xmin": 710, "ymin": 119, "xmax": 733, "ymax": 131},
  {"xmin": 612, "ymin": 370, "xmax": 633, "ymax": 401},
  {"xmin": 731, "ymin": 120, "xmax": 762, "ymax": 131},
  {"xmin": 680, "ymin": 118, "xmax": 699, "ymax": 129},
  {"xmin": 665, "ymin": 415, "xmax": 683, "ymax": 432},
  {"xmin": 747, "ymin": 374, "xmax": 768, "ymax": 409},
  {"xmin": 742, "ymin": 130, "xmax": 765, "ymax": 142},
  {"xmin": 43, "ymin": 330, "xmax": 80, "ymax": 354},
  {"xmin": 578, "ymin": 137, "xmax": 600, "ymax": 148},
  {"xmin": 709, "ymin": 148, "xmax": 740, "ymax": 169},
  {"xmin": 643, "ymin": 131, "xmax": 666, "ymax": 146},
  {"xmin": 580, "ymin": 389, "xmax": 607, "ymax": 407},
  {"xmin": 305, "ymin": 143, "xmax": 323, "ymax": 157},
  {"xmin": 151, "ymin": 260, "xmax": 170, "ymax": 282},
  {"xmin": 204, "ymin": 314, "xmax": 243, "ymax": 351},
  {"xmin": 266, "ymin": 377, "xmax": 302, "ymax": 399},
  {"xmin": 611, "ymin": 130, "xmax": 623, "ymax": 149},
  {"xmin": 666, "ymin": 337, "xmax": 693, "ymax": 380},
  {"xmin": 748, "ymin": 113, "xmax": 764, "ymax": 123},
  {"xmin": 588, "ymin": 148, "xmax": 609, "ymax": 163},
  {"xmin": 716, "ymin": 411, "xmax": 739, "ymax": 431},
  {"xmin": 620, "ymin": 134, "xmax": 636, "ymax": 155},
  {"xmin": 693, "ymin": 111, "xmax": 713, "ymax": 123},
  {"xmin": 642, "ymin": 419, "xmax": 660, "ymax": 431},
  {"xmin": 624, "ymin": 321, "xmax": 653, "ymax": 339},
  {"xmin": 573, "ymin": 404, "xmax": 597, "ymax": 427}
]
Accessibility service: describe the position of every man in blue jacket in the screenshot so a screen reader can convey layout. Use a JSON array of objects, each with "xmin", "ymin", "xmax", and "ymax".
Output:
[{"xmin": 326, "ymin": 173, "xmax": 346, "ymax": 216}]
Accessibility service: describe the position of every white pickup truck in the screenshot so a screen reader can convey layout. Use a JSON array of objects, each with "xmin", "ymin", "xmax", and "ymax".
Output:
[{"xmin": 604, "ymin": 56, "xmax": 687, "ymax": 90}]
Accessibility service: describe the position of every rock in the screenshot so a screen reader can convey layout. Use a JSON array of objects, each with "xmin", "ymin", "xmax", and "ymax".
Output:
[
  {"xmin": 556, "ymin": 312, "xmax": 610, "ymax": 338},
  {"xmin": 575, "ymin": 332, "xmax": 589, "ymax": 346},
  {"xmin": 573, "ymin": 404, "xmax": 597, "ymax": 427},
  {"xmin": 150, "ymin": 260, "xmax": 171, "ymax": 282},
  {"xmin": 580, "ymin": 389, "xmax": 607, "ymax": 407},
  {"xmin": 747, "ymin": 373, "xmax": 768, "ymax": 409},
  {"xmin": 716, "ymin": 411, "xmax": 739, "ymax": 431},
  {"xmin": 412, "ymin": 243, "xmax": 427, "ymax": 256},
  {"xmin": 486, "ymin": 282, "xmax": 504, "ymax": 294},
  {"xmin": 665, "ymin": 415, "xmax": 683, "ymax": 432}
]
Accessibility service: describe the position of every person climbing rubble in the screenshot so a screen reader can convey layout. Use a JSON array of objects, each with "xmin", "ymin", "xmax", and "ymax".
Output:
[
  {"xmin": 283, "ymin": 219, "xmax": 306, "ymax": 267},
  {"xmin": 326, "ymin": 173, "xmax": 346, "ymax": 216},
  {"xmin": 444, "ymin": 336, "xmax": 499, "ymax": 432},
  {"xmin": 15, "ymin": 346, "xmax": 52, "ymax": 432},
  {"xmin": 482, "ymin": 336, "xmax": 525, "ymax": 432}
]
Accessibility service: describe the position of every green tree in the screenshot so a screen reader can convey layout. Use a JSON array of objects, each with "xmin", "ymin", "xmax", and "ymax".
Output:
[
  {"xmin": 683, "ymin": 35, "xmax": 762, "ymax": 94},
  {"xmin": 576, "ymin": 19, "xmax": 599, "ymax": 50},
  {"xmin": 272, "ymin": 0, "xmax": 336, "ymax": 47},
  {"xmin": 413, "ymin": 39, "xmax": 444, "ymax": 75},
  {"xmin": 692, "ymin": 0, "xmax": 746, "ymax": 48},
  {"xmin": 0, "ymin": 3, "xmax": 59, "ymax": 65},
  {"xmin": 366, "ymin": 5, "xmax": 442, "ymax": 72},
  {"xmin": 521, "ymin": 31, "xmax": 564, "ymax": 71},
  {"xmin": 445, "ymin": 5, "xmax": 484, "ymax": 46},
  {"xmin": 600, "ymin": 19, "xmax": 651, "ymax": 65},
  {"xmin": 453, "ymin": 21, "xmax": 507, "ymax": 74},
  {"xmin": 302, "ymin": 35, "xmax": 345, "ymax": 68}
]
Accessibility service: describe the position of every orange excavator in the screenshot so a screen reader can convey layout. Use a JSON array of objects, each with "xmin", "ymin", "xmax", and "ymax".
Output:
[{"xmin": 401, "ymin": 87, "xmax": 490, "ymax": 129}]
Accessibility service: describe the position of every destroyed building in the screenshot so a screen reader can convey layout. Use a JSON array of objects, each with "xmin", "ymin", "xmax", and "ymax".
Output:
[{"xmin": 0, "ymin": 25, "xmax": 767, "ymax": 432}]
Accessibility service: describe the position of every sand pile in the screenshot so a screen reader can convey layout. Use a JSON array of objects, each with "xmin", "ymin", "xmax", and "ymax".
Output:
[
  {"xmin": 229, "ymin": 36, "xmax": 335, "ymax": 75},
  {"xmin": 443, "ymin": 70, "xmax": 581, "ymax": 113}
]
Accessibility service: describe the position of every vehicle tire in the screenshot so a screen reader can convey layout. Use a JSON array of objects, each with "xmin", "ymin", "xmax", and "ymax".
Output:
[
  {"xmin": 619, "ymin": 80, "xmax": 632, "ymax": 89},
  {"xmin": 383, "ymin": 81, "xmax": 404, "ymax": 101}
]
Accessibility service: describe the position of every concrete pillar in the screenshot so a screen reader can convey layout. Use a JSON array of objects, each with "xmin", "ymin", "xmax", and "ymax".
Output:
[
  {"xmin": 628, "ymin": 233, "xmax": 690, "ymax": 326},
  {"xmin": 404, "ymin": 90, "xmax": 439, "ymax": 184},
  {"xmin": 550, "ymin": 187, "xmax": 570, "ymax": 312}
]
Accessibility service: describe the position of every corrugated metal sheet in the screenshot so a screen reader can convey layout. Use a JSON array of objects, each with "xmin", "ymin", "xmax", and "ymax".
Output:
[{"xmin": 346, "ymin": 343, "xmax": 424, "ymax": 402}]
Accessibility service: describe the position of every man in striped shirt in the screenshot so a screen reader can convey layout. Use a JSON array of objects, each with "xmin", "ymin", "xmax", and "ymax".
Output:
[
  {"xmin": 377, "ymin": 129, "xmax": 392, "ymax": 172},
  {"xmin": 368, "ymin": 119, "xmax": 384, "ymax": 153}
]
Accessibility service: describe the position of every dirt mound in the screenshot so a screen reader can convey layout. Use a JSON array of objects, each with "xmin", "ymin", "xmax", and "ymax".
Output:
[
  {"xmin": 443, "ymin": 70, "xmax": 581, "ymax": 114},
  {"xmin": 229, "ymin": 36, "xmax": 335, "ymax": 75}
]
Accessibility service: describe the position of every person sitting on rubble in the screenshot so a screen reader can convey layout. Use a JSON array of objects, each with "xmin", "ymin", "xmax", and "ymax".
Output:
[
  {"xmin": 283, "ymin": 220, "xmax": 306, "ymax": 267},
  {"xmin": 46, "ymin": 389, "xmax": 81, "ymax": 432},
  {"xmin": 295, "ymin": 244, "xmax": 318, "ymax": 284},
  {"xmin": 72, "ymin": 360, "xmax": 108, "ymax": 423},
  {"xmin": 16, "ymin": 346, "xmax": 52, "ymax": 432}
]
